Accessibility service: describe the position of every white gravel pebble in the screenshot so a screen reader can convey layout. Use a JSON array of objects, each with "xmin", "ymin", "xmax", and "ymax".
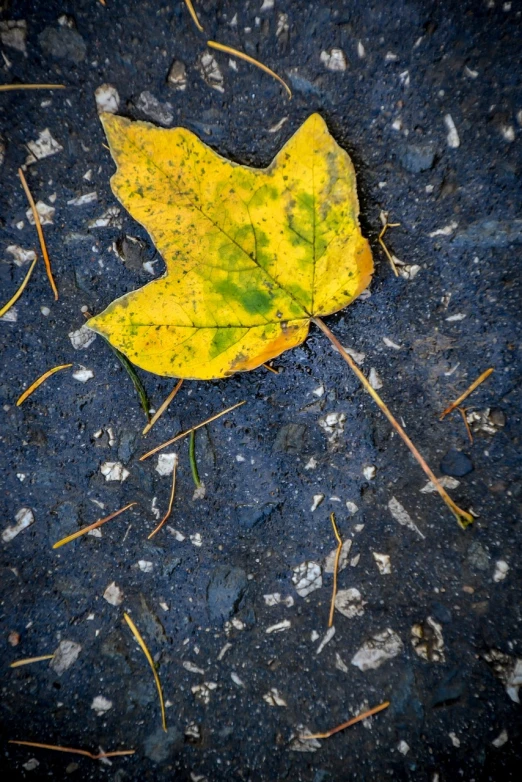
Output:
[
  {"xmin": 100, "ymin": 461, "xmax": 129, "ymax": 482},
  {"xmin": 91, "ymin": 695, "xmax": 113, "ymax": 715},
  {"xmin": 2, "ymin": 508, "xmax": 35, "ymax": 543},
  {"xmin": 103, "ymin": 582, "xmax": 124, "ymax": 606},
  {"xmin": 351, "ymin": 628, "xmax": 403, "ymax": 671},
  {"xmin": 95, "ymin": 84, "xmax": 120, "ymax": 114}
]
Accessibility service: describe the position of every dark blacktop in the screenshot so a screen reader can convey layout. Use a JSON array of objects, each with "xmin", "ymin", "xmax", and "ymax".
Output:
[{"xmin": 1, "ymin": 1, "xmax": 521, "ymax": 780}]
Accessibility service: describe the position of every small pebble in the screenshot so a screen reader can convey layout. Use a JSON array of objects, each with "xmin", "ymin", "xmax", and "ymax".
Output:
[{"xmin": 440, "ymin": 449, "xmax": 473, "ymax": 477}]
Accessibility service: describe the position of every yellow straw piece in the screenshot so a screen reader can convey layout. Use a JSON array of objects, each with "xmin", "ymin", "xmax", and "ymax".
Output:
[
  {"xmin": 18, "ymin": 167, "xmax": 58, "ymax": 300},
  {"xmin": 139, "ymin": 400, "xmax": 245, "ymax": 461},
  {"xmin": 207, "ymin": 41, "xmax": 292, "ymax": 98},
  {"xmin": 52, "ymin": 502, "xmax": 136, "ymax": 549},
  {"xmin": 16, "ymin": 364, "xmax": 72, "ymax": 407},
  {"xmin": 124, "ymin": 613, "xmax": 167, "ymax": 732},
  {"xmin": 183, "ymin": 0, "xmax": 204, "ymax": 31},
  {"xmin": 0, "ymin": 255, "xmax": 38, "ymax": 319},
  {"xmin": 143, "ymin": 379, "xmax": 183, "ymax": 435},
  {"xmin": 0, "ymin": 84, "xmax": 65, "ymax": 92},
  {"xmin": 10, "ymin": 655, "xmax": 54, "ymax": 668}
]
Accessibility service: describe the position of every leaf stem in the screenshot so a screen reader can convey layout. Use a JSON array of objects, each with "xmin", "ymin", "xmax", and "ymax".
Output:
[{"xmin": 313, "ymin": 317, "xmax": 473, "ymax": 529}]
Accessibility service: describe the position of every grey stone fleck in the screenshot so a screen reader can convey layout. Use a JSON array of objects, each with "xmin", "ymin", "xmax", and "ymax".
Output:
[
  {"xmin": 398, "ymin": 143, "xmax": 436, "ymax": 173},
  {"xmin": 39, "ymin": 25, "xmax": 86, "ymax": 63},
  {"xmin": 273, "ymin": 423, "xmax": 307, "ymax": 453},
  {"xmin": 237, "ymin": 502, "xmax": 279, "ymax": 530},
  {"xmin": 143, "ymin": 726, "xmax": 182, "ymax": 763},
  {"xmin": 167, "ymin": 59, "xmax": 187, "ymax": 91},
  {"xmin": 136, "ymin": 91, "xmax": 174, "ymax": 126},
  {"xmin": 0, "ymin": 20, "xmax": 27, "ymax": 54},
  {"xmin": 207, "ymin": 566, "xmax": 248, "ymax": 622},
  {"xmin": 440, "ymin": 449, "xmax": 473, "ymax": 477},
  {"xmin": 452, "ymin": 219, "xmax": 522, "ymax": 248},
  {"xmin": 467, "ymin": 540, "xmax": 490, "ymax": 571},
  {"xmin": 50, "ymin": 640, "xmax": 82, "ymax": 675}
]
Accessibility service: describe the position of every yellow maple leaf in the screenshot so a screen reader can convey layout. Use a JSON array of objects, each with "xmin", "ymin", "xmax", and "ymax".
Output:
[
  {"xmin": 88, "ymin": 112, "xmax": 473, "ymax": 529},
  {"xmin": 88, "ymin": 113, "xmax": 373, "ymax": 379}
]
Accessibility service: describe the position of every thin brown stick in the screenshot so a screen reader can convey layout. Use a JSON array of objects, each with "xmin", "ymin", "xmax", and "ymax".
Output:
[
  {"xmin": 263, "ymin": 362, "xmax": 279, "ymax": 375},
  {"xmin": 8, "ymin": 741, "xmax": 135, "ymax": 759},
  {"xmin": 124, "ymin": 613, "xmax": 167, "ymax": 732},
  {"xmin": 378, "ymin": 213, "xmax": 400, "ymax": 277},
  {"xmin": 300, "ymin": 700, "xmax": 390, "ymax": 740},
  {"xmin": 439, "ymin": 367, "xmax": 494, "ymax": 420},
  {"xmin": 328, "ymin": 513, "xmax": 342, "ymax": 628},
  {"xmin": 0, "ymin": 84, "xmax": 65, "ymax": 92},
  {"xmin": 183, "ymin": 0, "xmax": 204, "ymax": 31},
  {"xmin": 18, "ymin": 168, "xmax": 58, "ymax": 299},
  {"xmin": 139, "ymin": 400, "xmax": 245, "ymax": 461},
  {"xmin": 313, "ymin": 317, "xmax": 473, "ymax": 529},
  {"xmin": 148, "ymin": 457, "xmax": 177, "ymax": 539},
  {"xmin": 143, "ymin": 379, "xmax": 183, "ymax": 435},
  {"xmin": 0, "ymin": 254, "xmax": 38, "ymax": 318},
  {"xmin": 207, "ymin": 41, "xmax": 292, "ymax": 98},
  {"xmin": 457, "ymin": 406, "xmax": 473, "ymax": 444},
  {"xmin": 52, "ymin": 502, "xmax": 136, "ymax": 549},
  {"xmin": 10, "ymin": 655, "xmax": 54, "ymax": 668},
  {"xmin": 17, "ymin": 363, "xmax": 72, "ymax": 406}
]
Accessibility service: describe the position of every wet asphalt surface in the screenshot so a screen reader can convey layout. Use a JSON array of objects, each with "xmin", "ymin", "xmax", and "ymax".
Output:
[{"xmin": 1, "ymin": 1, "xmax": 522, "ymax": 780}]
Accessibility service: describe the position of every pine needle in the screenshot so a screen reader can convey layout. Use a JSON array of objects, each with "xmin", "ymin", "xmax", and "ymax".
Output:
[
  {"xmin": 143, "ymin": 379, "xmax": 183, "ymax": 435},
  {"xmin": 328, "ymin": 513, "xmax": 342, "ymax": 628},
  {"xmin": 0, "ymin": 84, "xmax": 65, "ymax": 92},
  {"xmin": 313, "ymin": 317, "xmax": 474, "ymax": 529},
  {"xmin": 183, "ymin": 0, "xmax": 204, "ymax": 31},
  {"xmin": 10, "ymin": 655, "xmax": 54, "ymax": 668},
  {"xmin": 263, "ymin": 362, "xmax": 279, "ymax": 375},
  {"xmin": 189, "ymin": 430, "xmax": 201, "ymax": 488},
  {"xmin": 439, "ymin": 368, "xmax": 494, "ymax": 420},
  {"xmin": 18, "ymin": 168, "xmax": 58, "ymax": 300},
  {"xmin": 123, "ymin": 612, "xmax": 167, "ymax": 732},
  {"xmin": 457, "ymin": 406, "xmax": 474, "ymax": 444},
  {"xmin": 0, "ymin": 255, "xmax": 38, "ymax": 319},
  {"xmin": 300, "ymin": 700, "xmax": 390, "ymax": 740},
  {"xmin": 207, "ymin": 40, "xmax": 292, "ymax": 98},
  {"xmin": 378, "ymin": 212, "xmax": 400, "ymax": 276},
  {"xmin": 139, "ymin": 400, "xmax": 246, "ymax": 461},
  {"xmin": 16, "ymin": 363, "xmax": 72, "ymax": 407},
  {"xmin": 105, "ymin": 339, "xmax": 151, "ymax": 421},
  {"xmin": 8, "ymin": 741, "xmax": 134, "ymax": 759},
  {"xmin": 148, "ymin": 457, "xmax": 177, "ymax": 540},
  {"xmin": 52, "ymin": 502, "xmax": 136, "ymax": 549}
]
